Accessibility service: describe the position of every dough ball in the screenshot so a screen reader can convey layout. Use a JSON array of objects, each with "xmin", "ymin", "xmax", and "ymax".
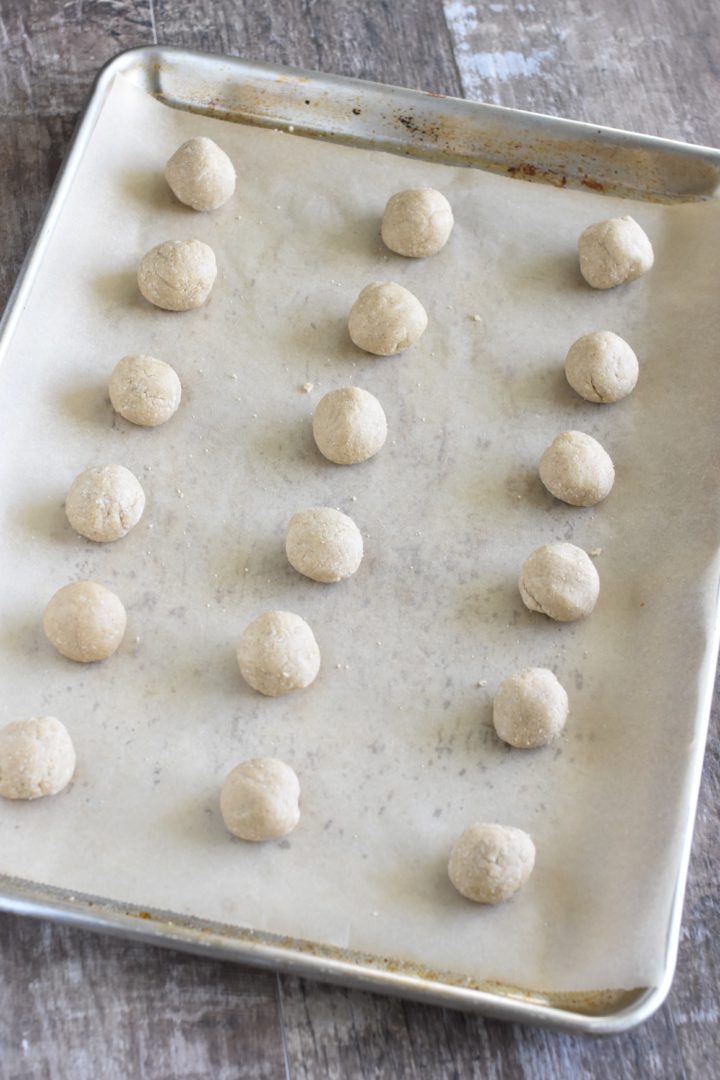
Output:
[
  {"xmin": 286, "ymin": 507, "xmax": 364, "ymax": 582},
  {"xmin": 519, "ymin": 542, "xmax": 599, "ymax": 622},
  {"xmin": 578, "ymin": 215, "xmax": 654, "ymax": 289},
  {"xmin": 237, "ymin": 611, "xmax": 320, "ymax": 697},
  {"xmin": 493, "ymin": 668, "xmax": 569, "ymax": 749},
  {"xmin": 381, "ymin": 188, "xmax": 454, "ymax": 257},
  {"xmin": 165, "ymin": 136, "xmax": 236, "ymax": 212},
  {"xmin": 539, "ymin": 430, "xmax": 615, "ymax": 507},
  {"xmin": 448, "ymin": 824, "xmax": 535, "ymax": 904},
  {"xmin": 565, "ymin": 330, "xmax": 639, "ymax": 404},
  {"xmin": 65, "ymin": 464, "xmax": 145, "ymax": 542},
  {"xmin": 348, "ymin": 282, "xmax": 428, "ymax": 356},
  {"xmin": 138, "ymin": 239, "xmax": 217, "ymax": 311},
  {"xmin": 220, "ymin": 757, "xmax": 300, "ymax": 842},
  {"xmin": 0, "ymin": 716, "xmax": 76, "ymax": 800},
  {"xmin": 313, "ymin": 386, "xmax": 387, "ymax": 465},
  {"xmin": 109, "ymin": 354, "xmax": 182, "ymax": 427},
  {"xmin": 43, "ymin": 581, "xmax": 127, "ymax": 663}
]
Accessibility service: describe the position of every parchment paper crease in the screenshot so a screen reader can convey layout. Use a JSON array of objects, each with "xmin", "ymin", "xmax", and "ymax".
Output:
[{"xmin": 1, "ymin": 74, "xmax": 719, "ymax": 992}]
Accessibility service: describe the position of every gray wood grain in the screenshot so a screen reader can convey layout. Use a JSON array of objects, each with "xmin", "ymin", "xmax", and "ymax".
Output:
[
  {"xmin": 0, "ymin": 1, "xmax": 718, "ymax": 1078},
  {"xmin": 0, "ymin": 0, "xmax": 155, "ymax": 115},
  {"xmin": 280, "ymin": 976, "xmax": 688, "ymax": 1079},
  {"xmin": 0, "ymin": 913, "xmax": 287, "ymax": 1080},
  {"xmin": 153, "ymin": 0, "xmax": 463, "ymax": 95},
  {"xmin": 443, "ymin": 0, "xmax": 720, "ymax": 145}
]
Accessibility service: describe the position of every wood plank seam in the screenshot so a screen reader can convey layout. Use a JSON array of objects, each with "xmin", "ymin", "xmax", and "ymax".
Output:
[
  {"xmin": 276, "ymin": 973, "xmax": 294, "ymax": 1080},
  {"xmin": 148, "ymin": 0, "xmax": 158, "ymax": 45}
]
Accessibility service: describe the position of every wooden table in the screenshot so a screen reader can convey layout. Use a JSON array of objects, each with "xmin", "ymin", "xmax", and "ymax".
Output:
[{"xmin": 1, "ymin": 2, "xmax": 718, "ymax": 1076}]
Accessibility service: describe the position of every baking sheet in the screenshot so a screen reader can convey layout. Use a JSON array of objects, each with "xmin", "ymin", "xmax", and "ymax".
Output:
[{"xmin": 1, "ymin": 73, "xmax": 719, "ymax": 994}]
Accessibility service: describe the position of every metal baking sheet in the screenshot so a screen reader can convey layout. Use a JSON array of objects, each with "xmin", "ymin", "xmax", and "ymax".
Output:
[{"xmin": 1, "ymin": 46, "xmax": 719, "ymax": 1034}]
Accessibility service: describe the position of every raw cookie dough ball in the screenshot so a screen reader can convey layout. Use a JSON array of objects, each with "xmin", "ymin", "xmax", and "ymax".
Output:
[
  {"xmin": 220, "ymin": 757, "xmax": 300, "ymax": 841},
  {"xmin": 65, "ymin": 464, "xmax": 145, "ymax": 542},
  {"xmin": 381, "ymin": 188, "xmax": 454, "ymax": 257},
  {"xmin": 493, "ymin": 668, "xmax": 569, "ymax": 749},
  {"xmin": 138, "ymin": 239, "xmax": 217, "ymax": 311},
  {"xmin": 165, "ymin": 136, "xmax": 236, "ymax": 212},
  {"xmin": 565, "ymin": 330, "xmax": 638, "ymax": 404},
  {"xmin": 448, "ymin": 824, "xmax": 535, "ymax": 904},
  {"xmin": 313, "ymin": 386, "xmax": 387, "ymax": 465},
  {"xmin": 43, "ymin": 581, "xmax": 127, "ymax": 663},
  {"xmin": 109, "ymin": 354, "xmax": 182, "ymax": 427},
  {"xmin": 578, "ymin": 215, "xmax": 654, "ymax": 289},
  {"xmin": 0, "ymin": 716, "xmax": 76, "ymax": 800},
  {"xmin": 348, "ymin": 282, "xmax": 428, "ymax": 356},
  {"xmin": 539, "ymin": 430, "xmax": 615, "ymax": 507},
  {"xmin": 237, "ymin": 611, "xmax": 320, "ymax": 697},
  {"xmin": 519, "ymin": 542, "xmax": 599, "ymax": 622},
  {"xmin": 286, "ymin": 507, "xmax": 364, "ymax": 582}
]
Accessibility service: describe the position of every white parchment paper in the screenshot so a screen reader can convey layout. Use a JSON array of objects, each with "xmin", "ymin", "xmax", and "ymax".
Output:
[{"xmin": 1, "ymin": 75, "xmax": 719, "ymax": 993}]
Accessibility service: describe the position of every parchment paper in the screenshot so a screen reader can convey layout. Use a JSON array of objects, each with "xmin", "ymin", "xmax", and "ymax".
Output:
[{"xmin": 1, "ymin": 74, "xmax": 719, "ymax": 993}]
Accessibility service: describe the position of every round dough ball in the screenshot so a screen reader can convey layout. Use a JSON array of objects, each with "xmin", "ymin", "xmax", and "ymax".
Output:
[
  {"xmin": 165, "ymin": 136, "xmax": 236, "ymax": 212},
  {"xmin": 237, "ymin": 611, "xmax": 320, "ymax": 697},
  {"xmin": 220, "ymin": 757, "xmax": 300, "ymax": 842},
  {"xmin": 565, "ymin": 330, "xmax": 639, "ymax": 403},
  {"xmin": 539, "ymin": 430, "xmax": 615, "ymax": 507},
  {"xmin": 519, "ymin": 542, "xmax": 600, "ymax": 622},
  {"xmin": 448, "ymin": 824, "xmax": 535, "ymax": 904},
  {"xmin": 381, "ymin": 188, "xmax": 454, "ymax": 257},
  {"xmin": 65, "ymin": 464, "xmax": 145, "ymax": 542},
  {"xmin": 109, "ymin": 354, "xmax": 182, "ymax": 427},
  {"xmin": 493, "ymin": 668, "xmax": 569, "ymax": 749},
  {"xmin": 0, "ymin": 716, "xmax": 76, "ymax": 800},
  {"xmin": 313, "ymin": 387, "xmax": 387, "ymax": 465},
  {"xmin": 43, "ymin": 581, "xmax": 127, "ymax": 663},
  {"xmin": 138, "ymin": 239, "xmax": 217, "ymax": 311},
  {"xmin": 578, "ymin": 215, "xmax": 654, "ymax": 289},
  {"xmin": 286, "ymin": 507, "xmax": 364, "ymax": 583},
  {"xmin": 348, "ymin": 282, "xmax": 427, "ymax": 356}
]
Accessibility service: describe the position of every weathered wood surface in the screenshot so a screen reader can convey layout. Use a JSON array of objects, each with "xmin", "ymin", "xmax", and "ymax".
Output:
[
  {"xmin": 443, "ymin": 0, "xmax": 719, "ymax": 144},
  {"xmin": 0, "ymin": 1, "xmax": 718, "ymax": 1077}
]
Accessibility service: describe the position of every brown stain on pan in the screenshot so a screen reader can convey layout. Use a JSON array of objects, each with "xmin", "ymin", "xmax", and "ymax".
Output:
[
  {"xmin": 117, "ymin": 901, "xmax": 639, "ymax": 1017},
  {"xmin": 144, "ymin": 56, "xmax": 719, "ymax": 201},
  {"xmin": 3, "ymin": 867, "xmax": 638, "ymax": 1021}
]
